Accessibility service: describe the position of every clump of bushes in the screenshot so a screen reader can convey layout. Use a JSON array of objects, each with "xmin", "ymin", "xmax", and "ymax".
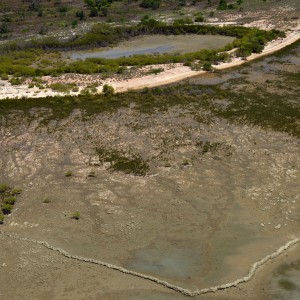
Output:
[
  {"xmin": 0, "ymin": 184, "xmax": 22, "ymax": 223},
  {"xmin": 2, "ymin": 204, "xmax": 13, "ymax": 214},
  {"xmin": 1, "ymin": 74, "xmax": 9, "ymax": 80},
  {"xmin": 202, "ymin": 61, "xmax": 213, "ymax": 71},
  {"xmin": 49, "ymin": 83, "xmax": 77, "ymax": 93},
  {"xmin": 11, "ymin": 188, "xmax": 22, "ymax": 195},
  {"xmin": 194, "ymin": 13, "xmax": 204, "ymax": 22},
  {"xmin": 43, "ymin": 197, "xmax": 51, "ymax": 203},
  {"xmin": 71, "ymin": 211, "xmax": 80, "ymax": 220},
  {"xmin": 9, "ymin": 77, "xmax": 26, "ymax": 85},
  {"xmin": 0, "ymin": 184, "xmax": 8, "ymax": 193},
  {"xmin": 146, "ymin": 67, "xmax": 164, "ymax": 75},
  {"xmin": 173, "ymin": 18, "xmax": 193, "ymax": 26},
  {"xmin": 102, "ymin": 84, "xmax": 114, "ymax": 96},
  {"xmin": 96, "ymin": 147, "xmax": 149, "ymax": 176},
  {"xmin": 65, "ymin": 170, "xmax": 73, "ymax": 177},
  {"xmin": 140, "ymin": 0, "xmax": 161, "ymax": 9},
  {"xmin": 80, "ymin": 83, "xmax": 98, "ymax": 95},
  {"xmin": 4, "ymin": 196, "xmax": 16, "ymax": 205}
]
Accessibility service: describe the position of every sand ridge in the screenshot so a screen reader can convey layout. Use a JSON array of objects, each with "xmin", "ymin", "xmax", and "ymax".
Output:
[{"xmin": 0, "ymin": 24, "xmax": 299, "ymax": 100}]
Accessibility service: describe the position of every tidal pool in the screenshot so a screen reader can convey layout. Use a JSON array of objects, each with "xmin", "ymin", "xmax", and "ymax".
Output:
[
  {"xmin": 267, "ymin": 260, "xmax": 300, "ymax": 300},
  {"xmin": 70, "ymin": 34, "xmax": 235, "ymax": 60}
]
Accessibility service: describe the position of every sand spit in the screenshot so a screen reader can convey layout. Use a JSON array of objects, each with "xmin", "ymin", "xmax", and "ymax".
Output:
[
  {"xmin": 0, "ymin": 24, "xmax": 299, "ymax": 100},
  {"xmin": 1, "ymin": 232, "xmax": 299, "ymax": 297}
]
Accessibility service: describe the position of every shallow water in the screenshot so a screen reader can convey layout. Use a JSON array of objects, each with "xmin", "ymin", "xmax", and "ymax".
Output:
[
  {"xmin": 269, "ymin": 260, "xmax": 300, "ymax": 300},
  {"xmin": 71, "ymin": 34, "xmax": 235, "ymax": 60},
  {"xmin": 126, "ymin": 197, "xmax": 261, "ymax": 287},
  {"xmin": 127, "ymin": 245, "xmax": 202, "ymax": 279}
]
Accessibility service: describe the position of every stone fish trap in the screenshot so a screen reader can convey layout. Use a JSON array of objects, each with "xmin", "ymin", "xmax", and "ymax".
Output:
[{"xmin": 1, "ymin": 232, "xmax": 299, "ymax": 297}]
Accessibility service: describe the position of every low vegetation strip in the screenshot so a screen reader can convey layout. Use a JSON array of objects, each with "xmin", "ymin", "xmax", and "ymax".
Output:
[
  {"xmin": 0, "ymin": 22, "xmax": 285, "ymax": 78},
  {"xmin": 0, "ymin": 184, "xmax": 22, "ymax": 224},
  {"xmin": 1, "ymin": 232, "xmax": 299, "ymax": 296}
]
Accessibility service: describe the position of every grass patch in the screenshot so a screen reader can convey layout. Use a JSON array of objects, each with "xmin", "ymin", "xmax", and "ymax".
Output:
[
  {"xmin": 96, "ymin": 147, "xmax": 149, "ymax": 176},
  {"xmin": 65, "ymin": 170, "xmax": 73, "ymax": 177},
  {"xmin": 49, "ymin": 83, "xmax": 77, "ymax": 93},
  {"xmin": 71, "ymin": 211, "xmax": 80, "ymax": 220},
  {"xmin": 43, "ymin": 197, "xmax": 51, "ymax": 204},
  {"xmin": 145, "ymin": 67, "xmax": 164, "ymax": 75},
  {"xmin": 278, "ymin": 279, "xmax": 297, "ymax": 291},
  {"xmin": 0, "ymin": 184, "xmax": 22, "ymax": 222}
]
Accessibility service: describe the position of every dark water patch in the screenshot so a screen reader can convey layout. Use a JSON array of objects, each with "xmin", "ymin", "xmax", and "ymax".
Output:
[
  {"xmin": 279, "ymin": 279, "xmax": 297, "ymax": 291},
  {"xmin": 269, "ymin": 259, "xmax": 300, "ymax": 300},
  {"xmin": 127, "ymin": 244, "xmax": 204, "ymax": 280},
  {"xmin": 72, "ymin": 45, "xmax": 174, "ymax": 59}
]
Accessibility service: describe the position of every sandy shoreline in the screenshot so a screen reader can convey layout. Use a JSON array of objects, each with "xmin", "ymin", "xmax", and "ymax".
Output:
[{"xmin": 0, "ymin": 24, "xmax": 299, "ymax": 100}]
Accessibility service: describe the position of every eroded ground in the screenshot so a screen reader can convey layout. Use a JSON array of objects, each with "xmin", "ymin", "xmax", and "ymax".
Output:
[{"xmin": 0, "ymin": 42, "xmax": 299, "ymax": 300}]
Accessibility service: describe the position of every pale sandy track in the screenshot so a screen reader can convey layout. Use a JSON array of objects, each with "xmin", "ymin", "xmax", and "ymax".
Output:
[
  {"xmin": 0, "ymin": 24, "xmax": 299, "ymax": 100},
  {"xmin": 0, "ymin": 232, "xmax": 299, "ymax": 297},
  {"xmin": 108, "ymin": 25, "xmax": 300, "ymax": 92}
]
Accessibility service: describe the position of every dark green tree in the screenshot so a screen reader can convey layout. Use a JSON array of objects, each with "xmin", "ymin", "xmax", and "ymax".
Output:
[{"xmin": 217, "ymin": 0, "xmax": 228, "ymax": 10}]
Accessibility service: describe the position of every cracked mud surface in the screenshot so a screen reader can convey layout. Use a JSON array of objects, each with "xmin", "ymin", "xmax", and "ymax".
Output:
[{"xmin": 0, "ymin": 43, "xmax": 299, "ymax": 299}]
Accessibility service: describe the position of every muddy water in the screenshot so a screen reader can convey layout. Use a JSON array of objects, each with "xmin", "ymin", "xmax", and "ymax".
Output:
[
  {"xmin": 70, "ymin": 34, "xmax": 235, "ymax": 60},
  {"xmin": 265, "ymin": 258, "xmax": 300, "ymax": 300}
]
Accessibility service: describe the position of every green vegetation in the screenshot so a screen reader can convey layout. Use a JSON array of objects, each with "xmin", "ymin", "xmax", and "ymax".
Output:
[
  {"xmin": 81, "ymin": 84, "xmax": 98, "ymax": 95},
  {"xmin": 9, "ymin": 77, "xmax": 26, "ymax": 85},
  {"xmin": 173, "ymin": 18, "xmax": 193, "ymax": 26},
  {"xmin": 0, "ymin": 23, "xmax": 284, "ymax": 78},
  {"xmin": 49, "ymin": 83, "xmax": 77, "ymax": 93},
  {"xmin": 2, "ymin": 203, "xmax": 13, "ymax": 214},
  {"xmin": 65, "ymin": 171, "xmax": 73, "ymax": 177},
  {"xmin": 0, "ymin": 41, "xmax": 299, "ymax": 141},
  {"xmin": 1, "ymin": 65, "xmax": 299, "ymax": 138},
  {"xmin": 71, "ymin": 211, "xmax": 80, "ymax": 220},
  {"xmin": 140, "ymin": 0, "xmax": 161, "ymax": 9},
  {"xmin": 84, "ymin": 0, "xmax": 120, "ymax": 17},
  {"xmin": 11, "ymin": 188, "xmax": 22, "ymax": 195},
  {"xmin": 0, "ymin": 184, "xmax": 8, "ymax": 193},
  {"xmin": 278, "ymin": 279, "xmax": 297, "ymax": 291},
  {"xmin": 0, "ymin": 74, "xmax": 9, "ymax": 80},
  {"xmin": 96, "ymin": 148, "xmax": 149, "ymax": 175},
  {"xmin": 194, "ymin": 13, "xmax": 204, "ymax": 22},
  {"xmin": 202, "ymin": 61, "xmax": 213, "ymax": 71},
  {"xmin": 43, "ymin": 197, "xmax": 51, "ymax": 204},
  {"xmin": 196, "ymin": 141, "xmax": 232, "ymax": 156},
  {"xmin": 140, "ymin": 15, "xmax": 164, "ymax": 27},
  {"xmin": 0, "ymin": 184, "xmax": 22, "ymax": 222},
  {"xmin": 102, "ymin": 84, "xmax": 114, "ymax": 96},
  {"xmin": 217, "ymin": 0, "xmax": 243, "ymax": 10},
  {"xmin": 0, "ymin": 0, "xmax": 288, "ymax": 43},
  {"xmin": 146, "ymin": 67, "xmax": 164, "ymax": 75},
  {"xmin": 4, "ymin": 196, "xmax": 17, "ymax": 205}
]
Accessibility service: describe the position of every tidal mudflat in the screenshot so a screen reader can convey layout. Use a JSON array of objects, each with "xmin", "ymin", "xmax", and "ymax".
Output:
[{"xmin": 0, "ymin": 41, "xmax": 299, "ymax": 300}]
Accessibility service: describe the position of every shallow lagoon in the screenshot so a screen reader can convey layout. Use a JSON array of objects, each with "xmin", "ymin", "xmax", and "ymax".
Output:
[{"xmin": 71, "ymin": 34, "xmax": 235, "ymax": 59}]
